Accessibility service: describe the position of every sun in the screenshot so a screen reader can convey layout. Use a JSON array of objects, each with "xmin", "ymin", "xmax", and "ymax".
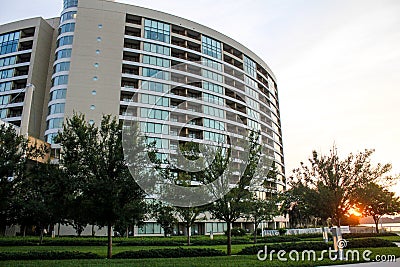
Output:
[{"xmin": 348, "ymin": 208, "xmax": 363, "ymax": 217}]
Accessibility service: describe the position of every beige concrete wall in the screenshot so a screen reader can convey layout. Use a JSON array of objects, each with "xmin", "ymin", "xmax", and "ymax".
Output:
[
  {"xmin": 81, "ymin": 0, "xmax": 276, "ymax": 81},
  {"xmin": 39, "ymin": 19, "xmax": 60, "ymax": 139},
  {"xmin": 0, "ymin": 18, "xmax": 56, "ymax": 139},
  {"xmin": 24, "ymin": 18, "xmax": 57, "ymax": 138},
  {"xmin": 64, "ymin": 2, "xmax": 126, "ymax": 124}
]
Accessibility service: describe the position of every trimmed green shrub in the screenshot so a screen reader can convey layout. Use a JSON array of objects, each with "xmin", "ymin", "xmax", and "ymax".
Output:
[
  {"xmin": 256, "ymin": 235, "xmax": 302, "ymax": 243},
  {"xmin": 238, "ymin": 242, "xmax": 331, "ymax": 255},
  {"xmin": 343, "ymin": 232, "xmax": 397, "ymax": 239},
  {"xmin": 225, "ymin": 227, "xmax": 247, "ymax": 236},
  {"xmin": 346, "ymin": 238, "xmax": 397, "ymax": 248},
  {"xmin": 0, "ymin": 251, "xmax": 101, "ymax": 261},
  {"xmin": 113, "ymin": 248, "xmax": 225, "ymax": 259},
  {"xmin": 278, "ymin": 228, "xmax": 287, "ymax": 236}
]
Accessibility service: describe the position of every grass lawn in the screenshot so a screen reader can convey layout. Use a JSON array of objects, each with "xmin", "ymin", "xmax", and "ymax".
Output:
[
  {"xmin": 0, "ymin": 244, "xmax": 254, "ymax": 257},
  {"xmin": 1, "ymin": 247, "xmax": 399, "ymax": 267},
  {"xmin": 374, "ymin": 235, "xmax": 400, "ymax": 242}
]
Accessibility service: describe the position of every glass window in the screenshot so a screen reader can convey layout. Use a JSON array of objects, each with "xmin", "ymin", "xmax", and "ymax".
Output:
[
  {"xmin": 53, "ymin": 61, "xmax": 70, "ymax": 73},
  {"xmin": 140, "ymin": 107, "xmax": 169, "ymax": 120},
  {"xmin": 248, "ymin": 119, "xmax": 261, "ymax": 131},
  {"xmin": 138, "ymin": 222, "xmax": 163, "ymax": 234},
  {"xmin": 48, "ymin": 103, "xmax": 65, "ymax": 115},
  {"xmin": 144, "ymin": 19, "xmax": 170, "ymax": 43},
  {"xmin": 46, "ymin": 133, "xmax": 58, "ymax": 144},
  {"xmin": 90, "ymin": 105, "xmax": 95, "ymax": 110},
  {"xmin": 0, "ymin": 82, "xmax": 12, "ymax": 92},
  {"xmin": 204, "ymin": 131, "xmax": 225, "ymax": 142},
  {"xmin": 202, "ymin": 58, "xmax": 222, "ymax": 72},
  {"xmin": 203, "ymin": 81, "xmax": 223, "ymax": 94},
  {"xmin": 244, "ymin": 56, "xmax": 257, "ymax": 78},
  {"xmin": 247, "ymin": 97, "xmax": 259, "ymax": 110},
  {"xmin": 142, "ymin": 55, "xmax": 170, "ymax": 68},
  {"xmin": 140, "ymin": 94, "xmax": 169, "ymax": 107},
  {"xmin": 47, "ymin": 117, "xmax": 64, "ymax": 130},
  {"xmin": 0, "ymin": 95, "xmax": 10, "ymax": 105},
  {"xmin": 0, "ymin": 56, "xmax": 16, "ymax": 67},
  {"xmin": 55, "ymin": 48, "xmax": 72, "ymax": 60},
  {"xmin": 244, "ymin": 76, "xmax": 257, "ymax": 89},
  {"xmin": 58, "ymin": 23, "xmax": 75, "ymax": 35},
  {"xmin": 50, "ymin": 89, "xmax": 67, "ymax": 100},
  {"xmin": 0, "ymin": 31, "xmax": 20, "ymax": 56},
  {"xmin": 141, "ymin": 81, "xmax": 169, "ymax": 93},
  {"xmin": 0, "ymin": 68, "xmax": 14, "ymax": 79},
  {"xmin": 204, "ymin": 118, "xmax": 225, "ymax": 131},
  {"xmin": 202, "ymin": 36, "xmax": 222, "ymax": 59},
  {"xmin": 142, "ymin": 67, "xmax": 169, "ymax": 80},
  {"xmin": 52, "ymin": 75, "xmax": 69, "ymax": 87},
  {"xmin": 140, "ymin": 122, "xmax": 169, "ymax": 135},
  {"xmin": 203, "ymin": 105, "xmax": 224, "ymax": 119},
  {"xmin": 143, "ymin": 42, "xmax": 170, "ymax": 56},
  {"xmin": 146, "ymin": 137, "xmax": 169, "ymax": 149},
  {"xmin": 63, "ymin": 0, "xmax": 78, "ymax": 9},
  {"xmin": 56, "ymin": 35, "xmax": 74, "ymax": 48},
  {"xmin": 203, "ymin": 93, "xmax": 224, "ymax": 105},
  {"xmin": 91, "ymin": 90, "xmax": 97, "ymax": 95},
  {"xmin": 202, "ymin": 69, "xmax": 223, "ymax": 83},
  {"xmin": 60, "ymin": 11, "xmax": 77, "ymax": 23}
]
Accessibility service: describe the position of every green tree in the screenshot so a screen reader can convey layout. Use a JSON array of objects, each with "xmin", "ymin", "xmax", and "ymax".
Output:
[
  {"xmin": 354, "ymin": 183, "xmax": 400, "ymax": 233},
  {"xmin": 175, "ymin": 206, "xmax": 202, "ymax": 245},
  {"xmin": 57, "ymin": 114, "xmax": 146, "ymax": 258},
  {"xmin": 247, "ymin": 196, "xmax": 279, "ymax": 243},
  {"xmin": 0, "ymin": 123, "xmax": 47, "ymax": 235},
  {"xmin": 206, "ymin": 131, "xmax": 261, "ymax": 255},
  {"xmin": 13, "ymin": 161, "xmax": 61, "ymax": 243},
  {"xmin": 289, "ymin": 147, "xmax": 394, "ymax": 226},
  {"xmin": 152, "ymin": 201, "xmax": 177, "ymax": 237}
]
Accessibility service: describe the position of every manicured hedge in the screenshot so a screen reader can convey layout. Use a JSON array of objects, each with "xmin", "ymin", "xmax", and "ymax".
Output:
[
  {"xmin": 256, "ymin": 235, "xmax": 302, "ymax": 243},
  {"xmin": 345, "ymin": 238, "xmax": 397, "ymax": 248},
  {"xmin": 343, "ymin": 232, "xmax": 397, "ymax": 239},
  {"xmin": 0, "ymin": 251, "xmax": 101, "ymax": 261},
  {"xmin": 116, "ymin": 236, "xmax": 250, "ymax": 246},
  {"xmin": 239, "ymin": 242, "xmax": 331, "ymax": 255},
  {"xmin": 113, "ymin": 248, "xmax": 225, "ymax": 259},
  {"xmin": 0, "ymin": 239, "xmax": 107, "ymax": 246}
]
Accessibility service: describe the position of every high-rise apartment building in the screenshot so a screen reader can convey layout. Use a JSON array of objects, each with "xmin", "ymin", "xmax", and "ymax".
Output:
[{"xmin": 0, "ymin": 0, "xmax": 287, "ymax": 235}]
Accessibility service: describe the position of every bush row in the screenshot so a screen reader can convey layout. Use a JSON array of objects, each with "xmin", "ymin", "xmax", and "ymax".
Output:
[
  {"xmin": 113, "ymin": 248, "xmax": 225, "ymax": 259},
  {"xmin": 343, "ymin": 232, "xmax": 397, "ymax": 239},
  {"xmin": 345, "ymin": 238, "xmax": 396, "ymax": 248},
  {"xmin": 0, "ymin": 251, "xmax": 101, "ymax": 261}
]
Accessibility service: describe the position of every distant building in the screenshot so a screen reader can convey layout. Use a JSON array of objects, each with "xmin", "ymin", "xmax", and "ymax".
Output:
[{"xmin": 0, "ymin": 0, "xmax": 287, "ymax": 235}]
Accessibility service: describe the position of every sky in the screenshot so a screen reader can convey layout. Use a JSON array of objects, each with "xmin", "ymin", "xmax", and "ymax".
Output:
[{"xmin": 1, "ymin": 0, "xmax": 399, "ymax": 195}]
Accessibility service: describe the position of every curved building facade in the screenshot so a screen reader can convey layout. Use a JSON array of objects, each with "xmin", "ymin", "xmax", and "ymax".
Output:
[{"xmin": 0, "ymin": 0, "xmax": 287, "ymax": 233}]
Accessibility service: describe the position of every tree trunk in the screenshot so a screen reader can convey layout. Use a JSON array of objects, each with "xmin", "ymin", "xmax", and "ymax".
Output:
[
  {"xmin": 107, "ymin": 224, "xmax": 113, "ymax": 259},
  {"xmin": 253, "ymin": 222, "xmax": 258, "ymax": 244},
  {"xmin": 39, "ymin": 227, "xmax": 44, "ymax": 245},
  {"xmin": 91, "ymin": 225, "xmax": 95, "ymax": 237},
  {"xmin": 186, "ymin": 225, "xmax": 191, "ymax": 246},
  {"xmin": 23, "ymin": 225, "xmax": 27, "ymax": 237},
  {"xmin": 374, "ymin": 217, "xmax": 380, "ymax": 234},
  {"xmin": 57, "ymin": 223, "xmax": 61, "ymax": 237},
  {"xmin": 126, "ymin": 227, "xmax": 129, "ymax": 238},
  {"xmin": 227, "ymin": 222, "xmax": 232, "ymax": 256}
]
